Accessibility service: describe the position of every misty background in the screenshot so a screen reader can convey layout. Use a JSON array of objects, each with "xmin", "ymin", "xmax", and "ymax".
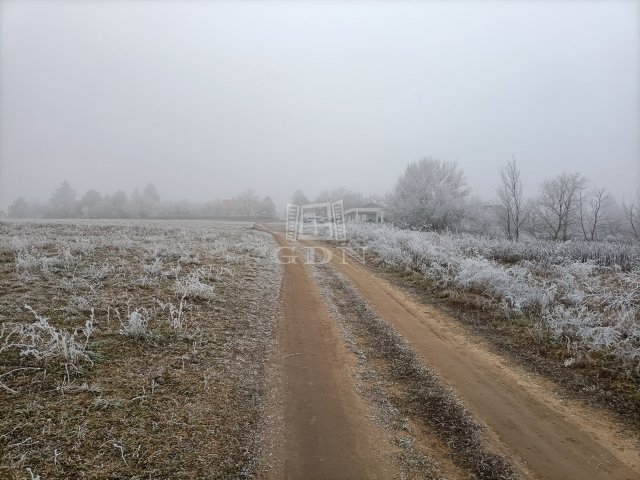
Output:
[{"xmin": 0, "ymin": 0, "xmax": 638, "ymax": 214}]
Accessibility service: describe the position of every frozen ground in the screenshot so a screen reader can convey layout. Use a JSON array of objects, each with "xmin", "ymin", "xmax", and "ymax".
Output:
[{"xmin": 0, "ymin": 219, "xmax": 281, "ymax": 479}]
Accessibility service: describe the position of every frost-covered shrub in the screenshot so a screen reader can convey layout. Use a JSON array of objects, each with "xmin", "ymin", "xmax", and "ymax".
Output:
[
  {"xmin": 70, "ymin": 295, "xmax": 91, "ymax": 311},
  {"xmin": 168, "ymin": 299, "xmax": 186, "ymax": 332},
  {"xmin": 453, "ymin": 258, "xmax": 552, "ymax": 313},
  {"xmin": 162, "ymin": 264, "xmax": 182, "ymax": 279},
  {"xmin": 15, "ymin": 247, "xmax": 77, "ymax": 274},
  {"xmin": 347, "ymin": 224, "xmax": 640, "ymax": 371},
  {"xmin": 178, "ymin": 252, "xmax": 201, "ymax": 265},
  {"xmin": 120, "ymin": 309, "xmax": 149, "ymax": 337},
  {"xmin": 348, "ymin": 223, "xmax": 640, "ymax": 269},
  {"xmin": 229, "ymin": 232, "xmax": 272, "ymax": 258},
  {"xmin": 83, "ymin": 262, "xmax": 115, "ymax": 281},
  {"xmin": 143, "ymin": 257, "xmax": 163, "ymax": 275},
  {"xmin": 1, "ymin": 306, "xmax": 94, "ymax": 367},
  {"xmin": 172, "ymin": 273, "xmax": 215, "ymax": 300}
]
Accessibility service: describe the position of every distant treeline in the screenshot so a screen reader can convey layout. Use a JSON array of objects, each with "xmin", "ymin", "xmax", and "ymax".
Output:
[
  {"xmin": 7, "ymin": 182, "xmax": 277, "ymax": 220},
  {"xmin": 7, "ymin": 158, "xmax": 640, "ymax": 244}
]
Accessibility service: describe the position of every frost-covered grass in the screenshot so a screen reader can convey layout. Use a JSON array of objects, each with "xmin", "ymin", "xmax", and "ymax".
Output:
[
  {"xmin": 0, "ymin": 306, "xmax": 94, "ymax": 394},
  {"xmin": 347, "ymin": 224, "xmax": 640, "ymax": 376},
  {"xmin": 172, "ymin": 273, "xmax": 215, "ymax": 300},
  {"xmin": 0, "ymin": 220, "xmax": 281, "ymax": 479},
  {"xmin": 119, "ymin": 308, "xmax": 150, "ymax": 337}
]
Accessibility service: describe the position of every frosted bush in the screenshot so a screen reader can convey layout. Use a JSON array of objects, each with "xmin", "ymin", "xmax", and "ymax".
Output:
[
  {"xmin": 347, "ymin": 223, "xmax": 640, "ymax": 369},
  {"xmin": 179, "ymin": 252, "xmax": 201, "ymax": 265},
  {"xmin": 162, "ymin": 264, "xmax": 182, "ymax": 279},
  {"xmin": 15, "ymin": 248, "xmax": 77, "ymax": 274},
  {"xmin": 453, "ymin": 258, "xmax": 548, "ymax": 313},
  {"xmin": 143, "ymin": 257, "xmax": 163, "ymax": 275},
  {"xmin": 68, "ymin": 237, "xmax": 95, "ymax": 256},
  {"xmin": 172, "ymin": 273, "xmax": 215, "ymax": 300},
  {"xmin": 1, "ymin": 306, "xmax": 94, "ymax": 368},
  {"xmin": 120, "ymin": 309, "xmax": 149, "ymax": 337},
  {"xmin": 15, "ymin": 251, "xmax": 39, "ymax": 272},
  {"xmin": 229, "ymin": 232, "xmax": 272, "ymax": 258},
  {"xmin": 83, "ymin": 262, "xmax": 115, "ymax": 281},
  {"xmin": 168, "ymin": 299, "xmax": 186, "ymax": 332},
  {"xmin": 349, "ymin": 223, "xmax": 639, "ymax": 269}
]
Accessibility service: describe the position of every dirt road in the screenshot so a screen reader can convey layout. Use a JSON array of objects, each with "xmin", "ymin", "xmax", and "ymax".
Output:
[
  {"xmin": 262, "ymin": 232, "xmax": 395, "ymax": 479},
  {"xmin": 258, "ymin": 225, "xmax": 640, "ymax": 479},
  {"xmin": 325, "ymin": 243, "xmax": 640, "ymax": 480}
]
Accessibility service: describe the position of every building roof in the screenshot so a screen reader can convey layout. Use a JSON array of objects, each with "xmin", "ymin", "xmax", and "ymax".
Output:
[{"xmin": 345, "ymin": 206, "xmax": 384, "ymax": 214}]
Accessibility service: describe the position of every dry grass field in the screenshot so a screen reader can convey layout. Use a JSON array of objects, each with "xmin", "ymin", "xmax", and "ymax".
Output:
[
  {"xmin": 0, "ymin": 220, "xmax": 280, "ymax": 479},
  {"xmin": 2, "ymin": 220, "xmax": 640, "ymax": 480}
]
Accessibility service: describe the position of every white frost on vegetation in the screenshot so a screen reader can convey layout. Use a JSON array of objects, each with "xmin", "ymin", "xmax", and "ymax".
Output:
[
  {"xmin": 119, "ymin": 308, "xmax": 150, "ymax": 337},
  {"xmin": 347, "ymin": 224, "xmax": 640, "ymax": 372},
  {"xmin": 173, "ymin": 273, "xmax": 215, "ymax": 300},
  {"xmin": 0, "ymin": 306, "xmax": 94, "ymax": 368}
]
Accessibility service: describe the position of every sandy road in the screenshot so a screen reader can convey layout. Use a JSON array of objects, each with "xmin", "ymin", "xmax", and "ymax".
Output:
[
  {"xmin": 258, "ymin": 223, "xmax": 640, "ymax": 479},
  {"xmin": 262, "ymin": 231, "xmax": 395, "ymax": 480},
  {"xmin": 322, "ymin": 242, "xmax": 640, "ymax": 480}
]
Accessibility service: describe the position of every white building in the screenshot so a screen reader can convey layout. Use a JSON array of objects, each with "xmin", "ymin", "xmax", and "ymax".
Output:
[{"xmin": 345, "ymin": 203, "xmax": 385, "ymax": 223}]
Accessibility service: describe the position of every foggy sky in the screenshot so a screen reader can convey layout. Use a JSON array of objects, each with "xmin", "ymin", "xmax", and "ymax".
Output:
[{"xmin": 1, "ymin": 0, "xmax": 639, "ymax": 213}]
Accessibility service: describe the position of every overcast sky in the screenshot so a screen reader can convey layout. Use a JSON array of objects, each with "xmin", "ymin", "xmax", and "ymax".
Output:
[{"xmin": 1, "ymin": 0, "xmax": 638, "ymax": 212}]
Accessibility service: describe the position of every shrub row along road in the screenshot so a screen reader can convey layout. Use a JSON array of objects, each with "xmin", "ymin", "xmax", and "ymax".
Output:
[{"xmin": 260, "ymin": 226, "xmax": 640, "ymax": 479}]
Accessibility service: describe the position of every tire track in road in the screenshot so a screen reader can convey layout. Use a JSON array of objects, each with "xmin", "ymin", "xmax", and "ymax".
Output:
[{"xmin": 261, "ymin": 229, "xmax": 395, "ymax": 480}]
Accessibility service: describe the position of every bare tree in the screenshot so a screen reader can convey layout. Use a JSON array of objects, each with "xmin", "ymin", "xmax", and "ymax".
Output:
[
  {"xmin": 496, "ymin": 157, "xmax": 527, "ymax": 241},
  {"xmin": 386, "ymin": 157, "xmax": 470, "ymax": 231},
  {"xmin": 578, "ymin": 186, "xmax": 611, "ymax": 241},
  {"xmin": 235, "ymin": 189, "xmax": 259, "ymax": 216},
  {"xmin": 535, "ymin": 172, "xmax": 587, "ymax": 241},
  {"xmin": 623, "ymin": 191, "xmax": 640, "ymax": 240}
]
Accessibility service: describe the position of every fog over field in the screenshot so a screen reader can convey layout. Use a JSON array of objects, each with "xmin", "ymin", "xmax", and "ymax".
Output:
[
  {"xmin": 3, "ymin": 3, "xmax": 640, "ymax": 479},
  {"xmin": 0, "ymin": 0, "xmax": 638, "ymax": 212}
]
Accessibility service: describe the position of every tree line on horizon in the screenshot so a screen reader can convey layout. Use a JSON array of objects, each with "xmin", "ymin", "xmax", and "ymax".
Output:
[
  {"xmin": 6, "ymin": 158, "xmax": 640, "ymax": 243},
  {"xmin": 7, "ymin": 182, "xmax": 277, "ymax": 220},
  {"xmin": 290, "ymin": 157, "xmax": 639, "ymax": 243}
]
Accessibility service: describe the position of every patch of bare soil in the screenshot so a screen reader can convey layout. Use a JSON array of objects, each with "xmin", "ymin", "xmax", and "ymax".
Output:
[{"xmin": 0, "ymin": 221, "xmax": 281, "ymax": 479}]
